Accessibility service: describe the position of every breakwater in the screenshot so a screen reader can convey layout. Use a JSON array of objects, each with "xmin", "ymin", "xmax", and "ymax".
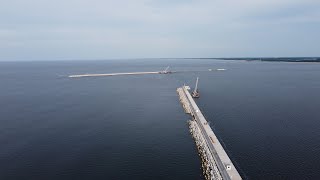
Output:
[
  {"xmin": 68, "ymin": 71, "xmax": 162, "ymax": 78},
  {"xmin": 177, "ymin": 86, "xmax": 242, "ymax": 180}
]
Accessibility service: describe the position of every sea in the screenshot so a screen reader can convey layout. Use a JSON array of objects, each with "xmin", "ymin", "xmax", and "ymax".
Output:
[{"xmin": 0, "ymin": 59, "xmax": 320, "ymax": 179}]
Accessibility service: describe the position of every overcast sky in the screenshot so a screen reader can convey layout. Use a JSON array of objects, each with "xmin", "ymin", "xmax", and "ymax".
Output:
[{"xmin": 0, "ymin": 0, "xmax": 319, "ymax": 61}]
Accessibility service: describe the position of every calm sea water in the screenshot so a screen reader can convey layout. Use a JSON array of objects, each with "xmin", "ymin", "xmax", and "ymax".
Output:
[{"xmin": 0, "ymin": 59, "xmax": 320, "ymax": 179}]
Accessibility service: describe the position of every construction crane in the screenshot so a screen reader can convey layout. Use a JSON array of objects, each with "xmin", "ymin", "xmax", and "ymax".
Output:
[
  {"xmin": 192, "ymin": 77, "xmax": 200, "ymax": 98},
  {"xmin": 159, "ymin": 66, "xmax": 171, "ymax": 74}
]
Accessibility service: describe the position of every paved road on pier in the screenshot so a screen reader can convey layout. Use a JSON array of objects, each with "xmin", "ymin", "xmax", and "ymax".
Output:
[{"xmin": 182, "ymin": 86, "xmax": 242, "ymax": 180}]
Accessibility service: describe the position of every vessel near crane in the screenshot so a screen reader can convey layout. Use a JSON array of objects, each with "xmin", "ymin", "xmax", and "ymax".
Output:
[{"xmin": 191, "ymin": 77, "xmax": 200, "ymax": 98}]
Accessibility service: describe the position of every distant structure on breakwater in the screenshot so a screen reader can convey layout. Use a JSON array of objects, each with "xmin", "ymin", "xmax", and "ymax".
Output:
[
  {"xmin": 68, "ymin": 66, "xmax": 172, "ymax": 78},
  {"xmin": 68, "ymin": 67, "xmax": 226, "ymax": 78},
  {"xmin": 177, "ymin": 85, "xmax": 242, "ymax": 180}
]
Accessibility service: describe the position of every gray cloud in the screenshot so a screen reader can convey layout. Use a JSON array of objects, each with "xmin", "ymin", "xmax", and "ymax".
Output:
[{"xmin": 0, "ymin": 0, "xmax": 319, "ymax": 60}]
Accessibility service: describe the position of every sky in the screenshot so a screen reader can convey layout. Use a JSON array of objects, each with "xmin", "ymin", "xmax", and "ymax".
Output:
[{"xmin": 0, "ymin": 0, "xmax": 319, "ymax": 61}]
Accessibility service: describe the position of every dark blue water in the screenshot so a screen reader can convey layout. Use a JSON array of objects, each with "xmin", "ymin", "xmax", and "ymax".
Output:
[{"xmin": 0, "ymin": 59, "xmax": 320, "ymax": 179}]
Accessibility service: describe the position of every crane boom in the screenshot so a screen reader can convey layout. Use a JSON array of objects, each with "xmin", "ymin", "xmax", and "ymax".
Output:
[
  {"xmin": 192, "ymin": 77, "xmax": 200, "ymax": 98},
  {"xmin": 164, "ymin": 66, "xmax": 170, "ymax": 73},
  {"xmin": 195, "ymin": 77, "xmax": 199, "ymax": 92}
]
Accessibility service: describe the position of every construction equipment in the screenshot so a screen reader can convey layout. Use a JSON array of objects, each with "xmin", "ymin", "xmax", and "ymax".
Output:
[
  {"xmin": 159, "ymin": 66, "xmax": 171, "ymax": 74},
  {"xmin": 192, "ymin": 77, "xmax": 200, "ymax": 98}
]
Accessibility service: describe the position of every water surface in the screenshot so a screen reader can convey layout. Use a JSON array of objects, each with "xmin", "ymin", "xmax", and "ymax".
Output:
[{"xmin": 0, "ymin": 59, "xmax": 319, "ymax": 179}]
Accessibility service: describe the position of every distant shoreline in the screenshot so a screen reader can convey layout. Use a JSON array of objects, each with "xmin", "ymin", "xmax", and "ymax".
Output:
[{"xmin": 183, "ymin": 57, "xmax": 320, "ymax": 62}]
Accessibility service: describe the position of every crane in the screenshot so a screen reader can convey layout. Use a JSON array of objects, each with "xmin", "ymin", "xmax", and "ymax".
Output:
[
  {"xmin": 192, "ymin": 77, "xmax": 200, "ymax": 98},
  {"xmin": 159, "ymin": 66, "xmax": 171, "ymax": 74}
]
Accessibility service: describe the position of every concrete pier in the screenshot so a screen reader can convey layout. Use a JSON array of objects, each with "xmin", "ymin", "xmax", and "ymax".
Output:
[
  {"xmin": 177, "ymin": 86, "xmax": 242, "ymax": 180},
  {"xmin": 68, "ymin": 68, "xmax": 224, "ymax": 78},
  {"xmin": 68, "ymin": 71, "xmax": 162, "ymax": 78}
]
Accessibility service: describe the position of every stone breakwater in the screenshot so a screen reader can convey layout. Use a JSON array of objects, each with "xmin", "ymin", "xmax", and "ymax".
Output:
[
  {"xmin": 189, "ymin": 120, "xmax": 223, "ymax": 180},
  {"xmin": 177, "ymin": 87, "xmax": 191, "ymax": 114},
  {"xmin": 178, "ymin": 87, "xmax": 222, "ymax": 180},
  {"xmin": 177, "ymin": 86, "xmax": 242, "ymax": 180}
]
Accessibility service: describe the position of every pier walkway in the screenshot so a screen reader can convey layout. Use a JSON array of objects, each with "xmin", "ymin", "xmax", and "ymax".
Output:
[{"xmin": 177, "ymin": 86, "xmax": 242, "ymax": 180}]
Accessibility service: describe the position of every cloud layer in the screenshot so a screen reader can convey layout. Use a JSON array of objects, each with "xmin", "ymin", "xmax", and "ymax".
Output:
[{"xmin": 0, "ymin": 0, "xmax": 319, "ymax": 60}]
